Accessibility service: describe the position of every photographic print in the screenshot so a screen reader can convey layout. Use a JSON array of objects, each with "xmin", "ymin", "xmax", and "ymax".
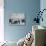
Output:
[{"xmin": 9, "ymin": 13, "xmax": 26, "ymax": 25}]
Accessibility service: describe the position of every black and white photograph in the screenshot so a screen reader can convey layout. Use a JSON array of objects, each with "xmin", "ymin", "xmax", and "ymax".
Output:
[{"xmin": 9, "ymin": 13, "xmax": 26, "ymax": 25}]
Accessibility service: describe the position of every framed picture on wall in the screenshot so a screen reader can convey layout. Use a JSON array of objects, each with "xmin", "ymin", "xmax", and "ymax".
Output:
[{"xmin": 9, "ymin": 13, "xmax": 26, "ymax": 25}]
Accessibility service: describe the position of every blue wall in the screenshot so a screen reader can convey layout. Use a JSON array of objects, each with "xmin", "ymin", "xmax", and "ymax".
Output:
[
  {"xmin": 40, "ymin": 0, "xmax": 46, "ymax": 27},
  {"xmin": 40, "ymin": 0, "xmax": 46, "ymax": 44},
  {"xmin": 4, "ymin": 0, "xmax": 40, "ymax": 42}
]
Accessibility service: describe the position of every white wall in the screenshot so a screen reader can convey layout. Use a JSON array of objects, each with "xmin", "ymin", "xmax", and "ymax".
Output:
[{"xmin": 0, "ymin": 0, "xmax": 4, "ymax": 42}]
